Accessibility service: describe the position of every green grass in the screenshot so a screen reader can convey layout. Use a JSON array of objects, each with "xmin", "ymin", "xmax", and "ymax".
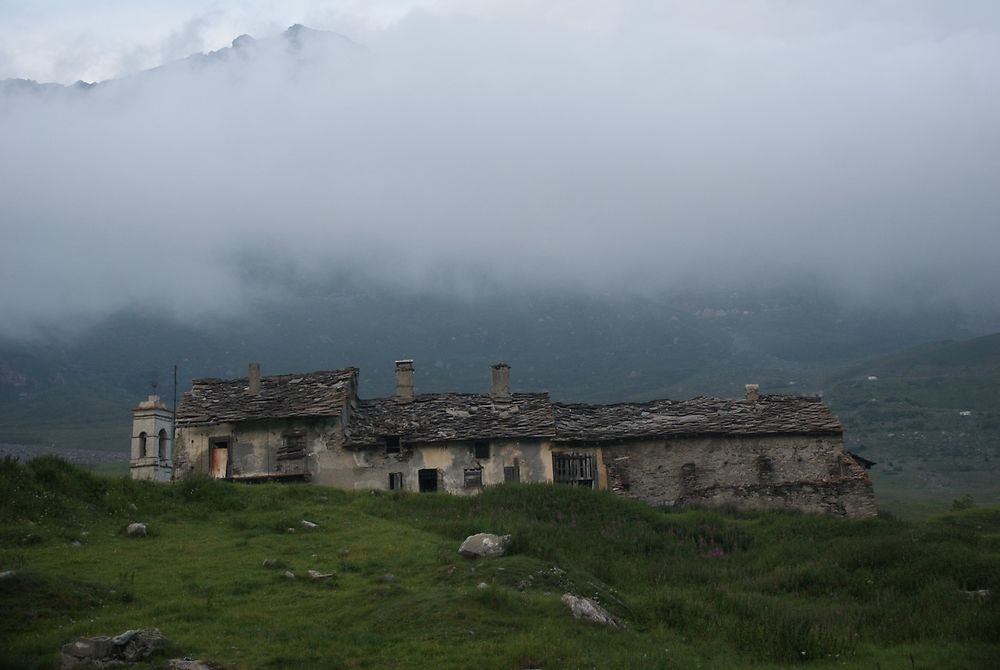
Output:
[{"xmin": 2, "ymin": 456, "xmax": 999, "ymax": 669}]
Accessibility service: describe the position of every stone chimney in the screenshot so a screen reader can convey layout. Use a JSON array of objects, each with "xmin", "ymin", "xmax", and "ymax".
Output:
[
  {"xmin": 491, "ymin": 363, "xmax": 511, "ymax": 400},
  {"xmin": 745, "ymin": 384, "xmax": 760, "ymax": 402},
  {"xmin": 248, "ymin": 362, "xmax": 261, "ymax": 395},
  {"xmin": 395, "ymin": 360, "xmax": 414, "ymax": 403}
]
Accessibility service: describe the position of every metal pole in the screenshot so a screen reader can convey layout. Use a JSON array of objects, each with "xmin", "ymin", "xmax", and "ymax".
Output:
[{"xmin": 172, "ymin": 365, "xmax": 178, "ymax": 469}]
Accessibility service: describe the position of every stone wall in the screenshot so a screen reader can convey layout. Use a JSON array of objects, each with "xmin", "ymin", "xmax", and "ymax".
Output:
[
  {"xmin": 174, "ymin": 417, "xmax": 340, "ymax": 480},
  {"xmin": 601, "ymin": 434, "xmax": 876, "ymax": 518},
  {"xmin": 314, "ymin": 438, "xmax": 606, "ymax": 494}
]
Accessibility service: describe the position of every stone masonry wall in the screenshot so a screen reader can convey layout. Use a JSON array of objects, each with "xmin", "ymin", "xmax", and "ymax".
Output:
[{"xmin": 602, "ymin": 434, "xmax": 876, "ymax": 518}]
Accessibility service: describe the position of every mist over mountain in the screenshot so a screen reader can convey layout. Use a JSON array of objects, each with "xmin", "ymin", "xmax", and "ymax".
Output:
[{"xmin": 2, "ymin": 7, "xmax": 999, "ymax": 341}]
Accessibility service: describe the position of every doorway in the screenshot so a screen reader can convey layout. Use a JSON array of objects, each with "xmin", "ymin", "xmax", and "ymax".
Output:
[
  {"xmin": 209, "ymin": 437, "xmax": 231, "ymax": 479},
  {"xmin": 418, "ymin": 468, "xmax": 438, "ymax": 492}
]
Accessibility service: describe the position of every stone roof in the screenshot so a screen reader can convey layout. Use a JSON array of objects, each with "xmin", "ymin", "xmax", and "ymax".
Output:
[
  {"xmin": 344, "ymin": 393, "xmax": 555, "ymax": 447},
  {"xmin": 552, "ymin": 394, "xmax": 842, "ymax": 442},
  {"xmin": 175, "ymin": 368, "xmax": 357, "ymax": 425},
  {"xmin": 173, "ymin": 365, "xmax": 842, "ymax": 442}
]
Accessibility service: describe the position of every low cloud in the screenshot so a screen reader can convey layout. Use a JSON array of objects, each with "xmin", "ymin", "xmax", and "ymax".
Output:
[{"xmin": 1, "ymin": 2, "xmax": 999, "ymax": 338}]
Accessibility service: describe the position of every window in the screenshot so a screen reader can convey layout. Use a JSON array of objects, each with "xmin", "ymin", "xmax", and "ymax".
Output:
[
  {"xmin": 473, "ymin": 441, "xmax": 490, "ymax": 459},
  {"xmin": 278, "ymin": 432, "xmax": 306, "ymax": 461},
  {"xmin": 384, "ymin": 435, "xmax": 401, "ymax": 455},
  {"xmin": 138, "ymin": 432, "xmax": 147, "ymax": 458},
  {"xmin": 389, "ymin": 472, "xmax": 404, "ymax": 490},
  {"xmin": 754, "ymin": 455, "xmax": 774, "ymax": 483},
  {"xmin": 158, "ymin": 429, "xmax": 168, "ymax": 460},
  {"xmin": 418, "ymin": 468, "xmax": 438, "ymax": 492},
  {"xmin": 503, "ymin": 464, "xmax": 520, "ymax": 483},
  {"xmin": 552, "ymin": 453, "xmax": 595, "ymax": 488},
  {"xmin": 464, "ymin": 467, "xmax": 483, "ymax": 488},
  {"xmin": 680, "ymin": 462, "xmax": 698, "ymax": 495}
]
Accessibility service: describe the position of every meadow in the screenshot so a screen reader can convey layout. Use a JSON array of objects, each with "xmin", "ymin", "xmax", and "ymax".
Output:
[{"xmin": 1, "ymin": 456, "xmax": 998, "ymax": 669}]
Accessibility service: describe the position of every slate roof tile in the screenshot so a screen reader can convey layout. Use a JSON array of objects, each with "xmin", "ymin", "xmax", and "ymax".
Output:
[
  {"xmin": 175, "ymin": 368, "xmax": 357, "ymax": 425},
  {"xmin": 344, "ymin": 393, "xmax": 555, "ymax": 447},
  {"xmin": 552, "ymin": 394, "xmax": 842, "ymax": 441}
]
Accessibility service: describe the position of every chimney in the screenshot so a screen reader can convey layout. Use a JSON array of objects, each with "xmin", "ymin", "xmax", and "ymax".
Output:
[
  {"xmin": 248, "ymin": 362, "xmax": 261, "ymax": 395},
  {"xmin": 491, "ymin": 363, "xmax": 511, "ymax": 400},
  {"xmin": 395, "ymin": 360, "xmax": 414, "ymax": 403},
  {"xmin": 745, "ymin": 383, "xmax": 760, "ymax": 402}
]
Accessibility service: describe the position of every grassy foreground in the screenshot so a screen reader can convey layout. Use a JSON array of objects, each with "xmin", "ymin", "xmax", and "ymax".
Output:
[{"xmin": 1, "ymin": 457, "xmax": 998, "ymax": 669}]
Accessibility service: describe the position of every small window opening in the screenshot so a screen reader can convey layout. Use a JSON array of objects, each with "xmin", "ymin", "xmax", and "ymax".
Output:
[
  {"xmin": 552, "ymin": 453, "xmax": 595, "ymax": 488},
  {"xmin": 418, "ymin": 468, "xmax": 438, "ymax": 492},
  {"xmin": 464, "ymin": 467, "xmax": 483, "ymax": 488},
  {"xmin": 389, "ymin": 472, "xmax": 404, "ymax": 490},
  {"xmin": 503, "ymin": 464, "xmax": 520, "ymax": 483},
  {"xmin": 278, "ymin": 432, "xmax": 307, "ymax": 461},
  {"xmin": 138, "ymin": 432, "xmax": 148, "ymax": 458},
  {"xmin": 384, "ymin": 435, "xmax": 401, "ymax": 454},
  {"xmin": 473, "ymin": 441, "xmax": 490, "ymax": 459},
  {"xmin": 158, "ymin": 429, "xmax": 168, "ymax": 460},
  {"xmin": 754, "ymin": 454, "xmax": 774, "ymax": 483},
  {"xmin": 680, "ymin": 462, "xmax": 699, "ymax": 495}
]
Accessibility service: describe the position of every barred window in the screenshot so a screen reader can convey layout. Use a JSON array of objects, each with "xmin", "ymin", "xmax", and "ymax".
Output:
[{"xmin": 464, "ymin": 467, "xmax": 483, "ymax": 488}]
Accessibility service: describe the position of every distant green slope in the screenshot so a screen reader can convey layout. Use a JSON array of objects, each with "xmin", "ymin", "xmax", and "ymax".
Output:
[
  {"xmin": 0, "ymin": 281, "xmax": 974, "ymax": 454},
  {"xmin": 826, "ymin": 333, "xmax": 1000, "ymax": 506},
  {"xmin": 2, "ymin": 457, "xmax": 999, "ymax": 669}
]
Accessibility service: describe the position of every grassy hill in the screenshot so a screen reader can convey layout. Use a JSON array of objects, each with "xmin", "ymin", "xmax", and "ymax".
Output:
[
  {"xmin": 2, "ymin": 457, "xmax": 998, "ymax": 669},
  {"xmin": 826, "ymin": 333, "xmax": 1000, "ymax": 511}
]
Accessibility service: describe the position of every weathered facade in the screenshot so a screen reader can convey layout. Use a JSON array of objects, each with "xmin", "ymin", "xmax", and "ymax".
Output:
[{"xmin": 132, "ymin": 361, "xmax": 876, "ymax": 518}]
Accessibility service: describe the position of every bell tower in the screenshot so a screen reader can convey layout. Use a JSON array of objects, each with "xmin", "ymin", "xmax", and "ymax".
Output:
[{"xmin": 129, "ymin": 394, "xmax": 174, "ymax": 481}]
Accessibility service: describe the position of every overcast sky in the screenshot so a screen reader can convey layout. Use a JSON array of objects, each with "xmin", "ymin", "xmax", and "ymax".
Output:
[{"xmin": 1, "ymin": 1, "xmax": 999, "ymax": 338}]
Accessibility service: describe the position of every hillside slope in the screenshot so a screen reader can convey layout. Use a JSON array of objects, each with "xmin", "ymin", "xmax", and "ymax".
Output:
[
  {"xmin": 0, "ymin": 281, "xmax": 974, "ymax": 454},
  {"xmin": 1, "ymin": 458, "xmax": 998, "ymax": 669},
  {"xmin": 826, "ymin": 333, "xmax": 1000, "ymax": 506}
]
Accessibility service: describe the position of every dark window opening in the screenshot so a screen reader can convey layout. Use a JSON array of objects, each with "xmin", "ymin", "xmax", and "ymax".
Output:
[
  {"xmin": 754, "ymin": 455, "xmax": 774, "ymax": 483},
  {"xmin": 418, "ymin": 468, "xmax": 438, "ymax": 493},
  {"xmin": 553, "ymin": 453, "xmax": 595, "ymax": 488},
  {"xmin": 138, "ymin": 432, "xmax": 148, "ymax": 458},
  {"xmin": 473, "ymin": 441, "xmax": 490, "ymax": 459},
  {"xmin": 158, "ymin": 429, "xmax": 168, "ymax": 460},
  {"xmin": 384, "ymin": 435, "xmax": 401, "ymax": 455},
  {"xmin": 503, "ymin": 464, "xmax": 520, "ymax": 483},
  {"xmin": 389, "ymin": 472, "xmax": 404, "ymax": 490},
  {"xmin": 680, "ymin": 462, "xmax": 698, "ymax": 495},
  {"xmin": 464, "ymin": 467, "xmax": 483, "ymax": 488},
  {"xmin": 278, "ymin": 432, "xmax": 307, "ymax": 461}
]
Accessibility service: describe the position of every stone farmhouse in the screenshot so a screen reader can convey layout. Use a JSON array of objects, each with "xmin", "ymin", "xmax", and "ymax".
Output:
[{"xmin": 130, "ymin": 361, "xmax": 877, "ymax": 518}]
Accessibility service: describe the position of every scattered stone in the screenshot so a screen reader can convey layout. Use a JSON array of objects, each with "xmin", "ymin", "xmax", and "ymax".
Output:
[
  {"xmin": 961, "ymin": 589, "xmax": 992, "ymax": 600},
  {"xmin": 126, "ymin": 523, "xmax": 147, "ymax": 537},
  {"xmin": 262, "ymin": 559, "xmax": 279, "ymax": 569},
  {"xmin": 283, "ymin": 571, "xmax": 295, "ymax": 580},
  {"xmin": 301, "ymin": 520, "xmax": 318, "ymax": 530},
  {"xmin": 560, "ymin": 594, "xmax": 623, "ymax": 630},
  {"xmin": 337, "ymin": 548, "xmax": 349, "ymax": 556},
  {"xmin": 477, "ymin": 582, "xmax": 489, "ymax": 590},
  {"xmin": 0, "ymin": 570, "xmax": 16, "ymax": 580},
  {"xmin": 61, "ymin": 628, "xmax": 171, "ymax": 668},
  {"xmin": 458, "ymin": 533, "xmax": 512, "ymax": 559},
  {"xmin": 70, "ymin": 540, "xmax": 82, "ymax": 548},
  {"xmin": 307, "ymin": 569, "xmax": 334, "ymax": 581},
  {"xmin": 285, "ymin": 527, "xmax": 296, "ymax": 534},
  {"xmin": 380, "ymin": 573, "xmax": 397, "ymax": 583},
  {"xmin": 168, "ymin": 659, "xmax": 215, "ymax": 670}
]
